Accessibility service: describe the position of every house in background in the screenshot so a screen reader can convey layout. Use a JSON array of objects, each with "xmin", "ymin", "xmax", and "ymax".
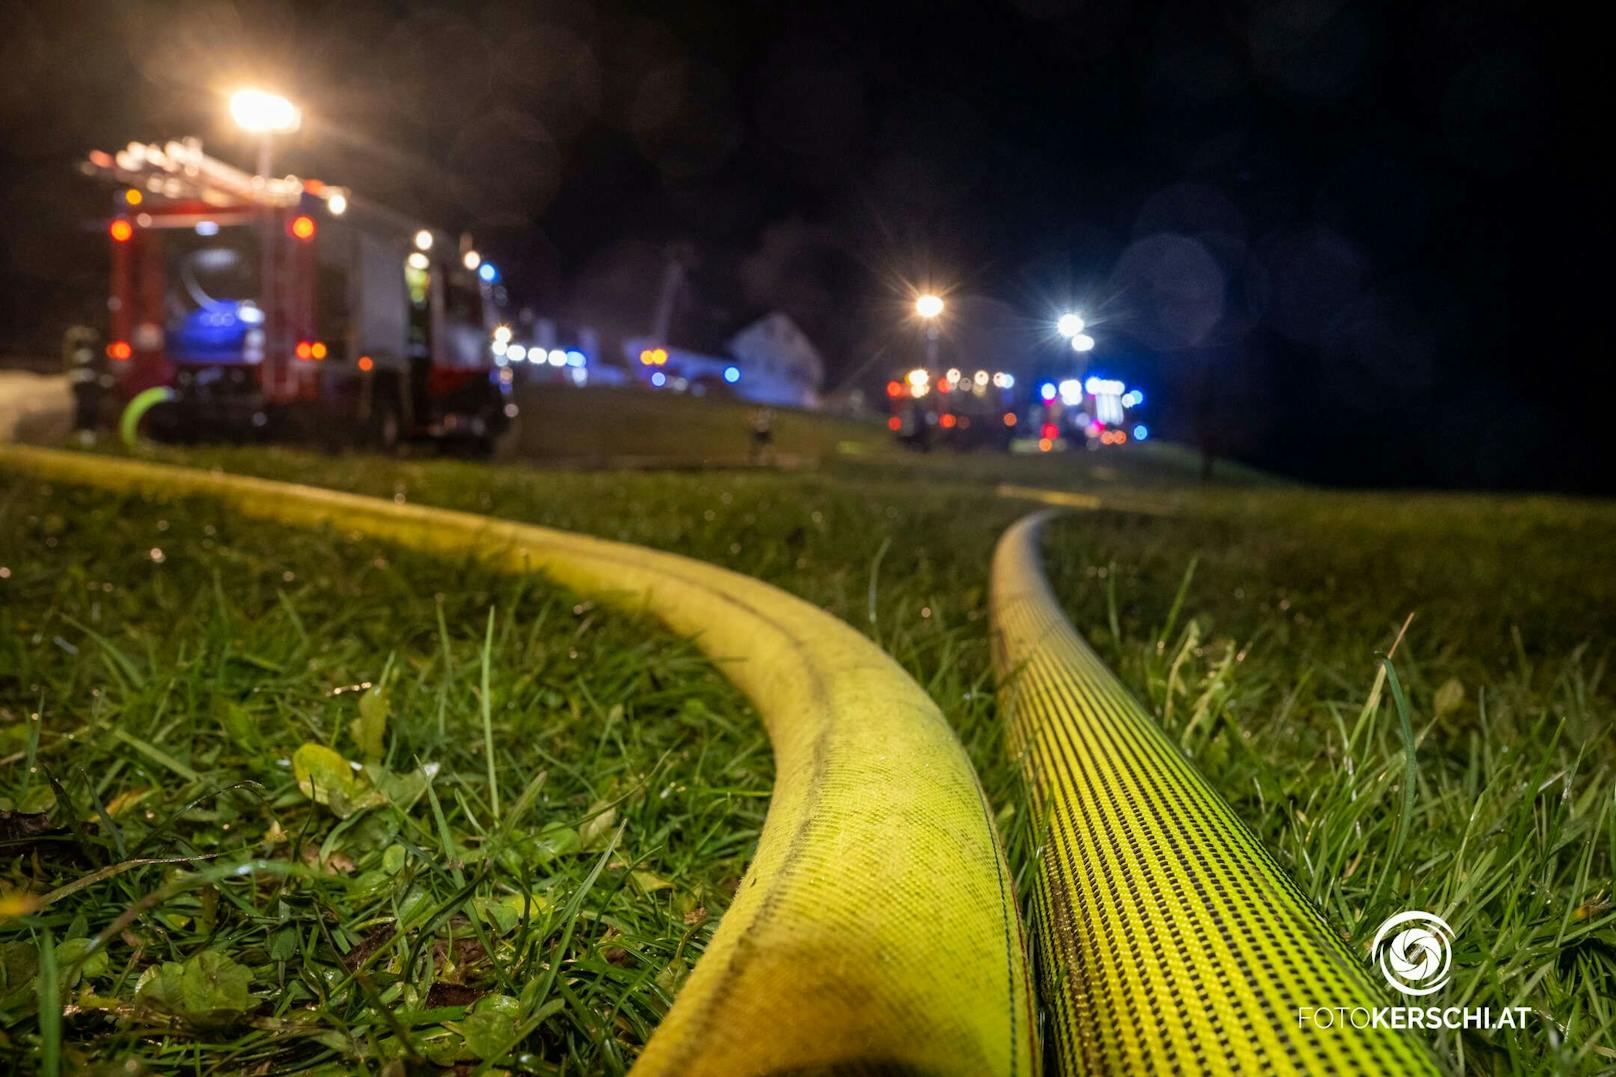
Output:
[{"xmin": 726, "ymin": 312, "xmax": 823, "ymax": 409}]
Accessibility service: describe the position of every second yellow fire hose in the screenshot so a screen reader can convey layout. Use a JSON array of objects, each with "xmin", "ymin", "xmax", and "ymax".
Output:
[
  {"xmin": 0, "ymin": 446, "xmax": 1036, "ymax": 1076},
  {"xmin": 990, "ymin": 509, "xmax": 1438, "ymax": 1075}
]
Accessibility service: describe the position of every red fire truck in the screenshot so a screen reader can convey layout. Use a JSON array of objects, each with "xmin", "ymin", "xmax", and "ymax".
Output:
[{"xmin": 84, "ymin": 138, "xmax": 513, "ymax": 450}]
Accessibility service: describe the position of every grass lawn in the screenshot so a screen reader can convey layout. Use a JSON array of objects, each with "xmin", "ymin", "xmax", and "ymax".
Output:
[
  {"xmin": 505, "ymin": 385, "xmax": 891, "ymax": 465},
  {"xmin": 3, "ymin": 440, "xmax": 1613, "ymax": 1073},
  {"xmin": 1, "ymin": 477, "xmax": 767, "ymax": 1073}
]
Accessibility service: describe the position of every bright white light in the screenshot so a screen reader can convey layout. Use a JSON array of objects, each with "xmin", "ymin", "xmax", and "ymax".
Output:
[
  {"xmin": 492, "ymin": 325, "xmax": 513, "ymax": 344},
  {"xmin": 915, "ymin": 294, "xmax": 944, "ymax": 319},
  {"xmin": 1071, "ymin": 333, "xmax": 1095, "ymax": 352},
  {"xmin": 413, "ymin": 230, "xmax": 433, "ymax": 252},
  {"xmin": 463, "ymin": 250, "xmax": 481, "ymax": 270},
  {"xmin": 507, "ymin": 344, "xmax": 527, "ymax": 362},
  {"xmin": 945, "ymin": 368, "xmax": 961, "ymax": 382},
  {"xmin": 1040, "ymin": 382, "xmax": 1057, "ymax": 402},
  {"xmin": 1085, "ymin": 376, "xmax": 1125, "ymax": 396},
  {"xmin": 1097, "ymin": 393, "xmax": 1124, "ymax": 425},
  {"xmin": 566, "ymin": 350, "xmax": 587, "ymax": 367},
  {"xmin": 195, "ymin": 220, "xmax": 219, "ymax": 236},
  {"xmin": 1058, "ymin": 379, "xmax": 1083, "ymax": 407},
  {"xmin": 229, "ymin": 89, "xmax": 301, "ymax": 134},
  {"xmin": 491, "ymin": 341, "xmax": 507, "ymax": 357},
  {"xmin": 547, "ymin": 349, "xmax": 567, "ymax": 367},
  {"xmin": 973, "ymin": 370, "xmax": 989, "ymax": 386},
  {"xmin": 1057, "ymin": 313, "xmax": 1085, "ymax": 338},
  {"xmin": 327, "ymin": 193, "xmax": 347, "ymax": 216},
  {"xmin": 907, "ymin": 368, "xmax": 929, "ymax": 387},
  {"xmin": 1122, "ymin": 390, "xmax": 1143, "ymax": 408},
  {"xmin": 406, "ymin": 251, "xmax": 429, "ymax": 270},
  {"xmin": 651, "ymin": 371, "xmax": 667, "ymax": 387}
]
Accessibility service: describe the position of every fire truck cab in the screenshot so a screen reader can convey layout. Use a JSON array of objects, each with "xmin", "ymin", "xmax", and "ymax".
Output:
[{"xmin": 85, "ymin": 138, "xmax": 513, "ymax": 450}]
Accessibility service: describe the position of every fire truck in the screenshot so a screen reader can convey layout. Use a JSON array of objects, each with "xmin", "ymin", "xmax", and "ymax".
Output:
[{"xmin": 83, "ymin": 138, "xmax": 513, "ymax": 450}]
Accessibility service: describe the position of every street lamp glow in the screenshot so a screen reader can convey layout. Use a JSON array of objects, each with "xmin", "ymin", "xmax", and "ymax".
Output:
[
  {"xmin": 462, "ymin": 250, "xmax": 481, "ymax": 271},
  {"xmin": 915, "ymin": 294, "xmax": 944, "ymax": 319},
  {"xmin": 414, "ymin": 229, "xmax": 433, "ymax": 252},
  {"xmin": 1057, "ymin": 313, "xmax": 1085, "ymax": 337},
  {"xmin": 1071, "ymin": 332, "xmax": 1096, "ymax": 352},
  {"xmin": 229, "ymin": 89, "xmax": 301, "ymax": 134},
  {"xmin": 326, "ymin": 192, "xmax": 347, "ymax": 216}
]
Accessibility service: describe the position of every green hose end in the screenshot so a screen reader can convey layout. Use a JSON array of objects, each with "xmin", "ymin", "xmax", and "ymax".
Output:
[{"xmin": 119, "ymin": 387, "xmax": 177, "ymax": 449}]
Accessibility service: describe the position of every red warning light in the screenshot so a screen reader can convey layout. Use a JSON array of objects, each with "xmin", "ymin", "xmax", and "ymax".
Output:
[
  {"xmin": 939, "ymin": 413, "xmax": 957, "ymax": 429},
  {"xmin": 106, "ymin": 340, "xmax": 132, "ymax": 361},
  {"xmin": 887, "ymin": 415, "xmax": 902, "ymax": 431},
  {"xmin": 109, "ymin": 219, "xmax": 134, "ymax": 242},
  {"xmin": 295, "ymin": 341, "xmax": 313, "ymax": 361},
  {"xmin": 289, "ymin": 215, "xmax": 317, "ymax": 240}
]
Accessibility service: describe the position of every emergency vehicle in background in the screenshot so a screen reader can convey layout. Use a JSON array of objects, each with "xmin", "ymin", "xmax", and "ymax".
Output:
[
  {"xmin": 84, "ymin": 138, "xmax": 513, "ymax": 450},
  {"xmin": 884, "ymin": 367, "xmax": 1146, "ymax": 452},
  {"xmin": 884, "ymin": 367, "xmax": 1019, "ymax": 451}
]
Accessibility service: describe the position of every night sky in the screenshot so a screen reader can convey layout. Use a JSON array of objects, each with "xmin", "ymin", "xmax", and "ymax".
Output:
[{"xmin": 0, "ymin": 1, "xmax": 1603, "ymax": 491}]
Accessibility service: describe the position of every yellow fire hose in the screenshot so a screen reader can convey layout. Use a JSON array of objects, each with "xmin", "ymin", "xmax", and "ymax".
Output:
[
  {"xmin": 0, "ymin": 445, "xmax": 1035, "ymax": 1075},
  {"xmin": 991, "ymin": 509, "xmax": 1438, "ymax": 1074}
]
